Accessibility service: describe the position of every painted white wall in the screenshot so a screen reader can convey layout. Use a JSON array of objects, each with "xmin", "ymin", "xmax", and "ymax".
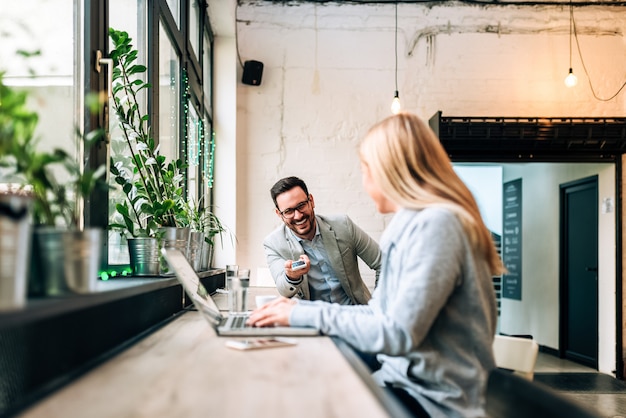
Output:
[
  {"xmin": 454, "ymin": 165, "xmax": 503, "ymax": 236},
  {"xmin": 500, "ymin": 163, "xmax": 615, "ymax": 374},
  {"xmin": 210, "ymin": 1, "xmax": 623, "ymax": 374},
  {"xmin": 213, "ymin": 35, "xmax": 239, "ymax": 268},
  {"xmin": 598, "ymin": 164, "xmax": 617, "ymax": 375},
  {"xmin": 228, "ymin": 1, "xmax": 625, "ymax": 269}
]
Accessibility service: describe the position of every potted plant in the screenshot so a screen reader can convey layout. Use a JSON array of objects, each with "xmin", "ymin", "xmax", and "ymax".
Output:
[
  {"xmin": 183, "ymin": 196, "xmax": 229, "ymax": 271},
  {"xmin": 107, "ymin": 28, "xmax": 188, "ymax": 275},
  {"xmin": 54, "ymin": 128, "xmax": 109, "ymax": 294},
  {"xmin": 0, "ymin": 71, "xmax": 38, "ymax": 309},
  {"xmin": 17, "ymin": 130, "xmax": 108, "ymax": 295},
  {"xmin": 0, "ymin": 72, "xmax": 109, "ymax": 296}
]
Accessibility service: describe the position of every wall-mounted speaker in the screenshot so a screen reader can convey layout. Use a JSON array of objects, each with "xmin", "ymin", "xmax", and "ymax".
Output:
[{"xmin": 242, "ymin": 60, "xmax": 264, "ymax": 86}]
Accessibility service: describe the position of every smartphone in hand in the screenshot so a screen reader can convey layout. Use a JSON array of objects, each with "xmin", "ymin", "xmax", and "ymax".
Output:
[{"xmin": 291, "ymin": 260, "xmax": 306, "ymax": 271}]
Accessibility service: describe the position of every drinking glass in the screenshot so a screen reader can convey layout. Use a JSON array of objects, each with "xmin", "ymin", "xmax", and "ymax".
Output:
[
  {"xmin": 216, "ymin": 264, "xmax": 238, "ymax": 294},
  {"xmin": 229, "ymin": 268, "xmax": 250, "ymax": 313}
]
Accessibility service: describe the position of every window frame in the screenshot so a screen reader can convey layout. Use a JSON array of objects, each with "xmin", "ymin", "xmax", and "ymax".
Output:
[{"xmin": 86, "ymin": 0, "xmax": 214, "ymax": 271}]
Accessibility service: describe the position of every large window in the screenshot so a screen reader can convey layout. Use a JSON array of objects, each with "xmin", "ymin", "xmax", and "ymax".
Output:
[
  {"xmin": 189, "ymin": 0, "xmax": 201, "ymax": 59},
  {"xmin": 1, "ymin": 0, "xmax": 77, "ymax": 198},
  {"xmin": 101, "ymin": 0, "xmax": 212, "ymax": 270},
  {"xmin": 2, "ymin": 1, "xmax": 214, "ymax": 271},
  {"xmin": 103, "ymin": 0, "xmax": 212, "ymax": 269},
  {"xmin": 106, "ymin": 1, "xmax": 149, "ymax": 265},
  {"xmin": 158, "ymin": 22, "xmax": 181, "ymax": 164}
]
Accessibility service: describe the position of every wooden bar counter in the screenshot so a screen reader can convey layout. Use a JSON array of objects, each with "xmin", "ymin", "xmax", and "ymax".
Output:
[{"xmin": 18, "ymin": 288, "xmax": 409, "ymax": 418}]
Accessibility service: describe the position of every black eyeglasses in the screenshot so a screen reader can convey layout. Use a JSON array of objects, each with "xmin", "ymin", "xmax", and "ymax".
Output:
[{"xmin": 278, "ymin": 198, "xmax": 310, "ymax": 219}]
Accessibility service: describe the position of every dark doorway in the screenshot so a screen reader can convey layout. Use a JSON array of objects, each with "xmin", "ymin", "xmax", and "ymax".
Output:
[{"xmin": 560, "ymin": 176, "xmax": 599, "ymax": 369}]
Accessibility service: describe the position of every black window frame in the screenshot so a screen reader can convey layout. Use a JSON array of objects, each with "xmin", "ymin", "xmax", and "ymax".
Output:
[{"xmin": 85, "ymin": 0, "xmax": 214, "ymax": 271}]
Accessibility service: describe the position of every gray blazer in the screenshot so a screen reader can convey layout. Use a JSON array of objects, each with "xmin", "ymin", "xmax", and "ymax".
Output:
[{"xmin": 263, "ymin": 214, "xmax": 382, "ymax": 304}]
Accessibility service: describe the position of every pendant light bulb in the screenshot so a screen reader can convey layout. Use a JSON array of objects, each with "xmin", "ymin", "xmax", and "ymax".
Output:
[
  {"xmin": 564, "ymin": 2, "xmax": 577, "ymax": 88},
  {"xmin": 564, "ymin": 68, "xmax": 578, "ymax": 88},
  {"xmin": 390, "ymin": 2, "xmax": 401, "ymax": 115},
  {"xmin": 391, "ymin": 90, "xmax": 401, "ymax": 114}
]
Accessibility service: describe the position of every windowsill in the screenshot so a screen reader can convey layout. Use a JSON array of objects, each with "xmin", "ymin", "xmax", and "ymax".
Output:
[
  {"xmin": 0, "ymin": 268, "xmax": 225, "ymax": 417},
  {"xmin": 0, "ymin": 269, "xmax": 223, "ymax": 331}
]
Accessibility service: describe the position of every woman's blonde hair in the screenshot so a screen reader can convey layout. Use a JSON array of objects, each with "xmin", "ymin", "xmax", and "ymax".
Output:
[{"xmin": 359, "ymin": 112, "xmax": 505, "ymax": 276}]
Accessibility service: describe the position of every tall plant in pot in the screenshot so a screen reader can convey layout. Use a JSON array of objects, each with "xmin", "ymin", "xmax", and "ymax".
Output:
[
  {"xmin": 1, "ymin": 72, "xmax": 109, "ymax": 297},
  {"xmin": 107, "ymin": 28, "xmax": 187, "ymax": 276},
  {"xmin": 19, "ymin": 132, "xmax": 108, "ymax": 295},
  {"xmin": 0, "ymin": 71, "xmax": 39, "ymax": 308},
  {"xmin": 183, "ymin": 196, "xmax": 229, "ymax": 271},
  {"xmin": 53, "ymin": 128, "xmax": 109, "ymax": 294}
]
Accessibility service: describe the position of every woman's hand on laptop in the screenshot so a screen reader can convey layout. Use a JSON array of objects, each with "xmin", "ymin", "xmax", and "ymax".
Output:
[{"xmin": 247, "ymin": 296, "xmax": 296, "ymax": 327}]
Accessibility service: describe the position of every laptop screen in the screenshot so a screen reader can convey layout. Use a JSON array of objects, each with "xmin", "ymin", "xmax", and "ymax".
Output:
[{"xmin": 161, "ymin": 248, "xmax": 224, "ymax": 326}]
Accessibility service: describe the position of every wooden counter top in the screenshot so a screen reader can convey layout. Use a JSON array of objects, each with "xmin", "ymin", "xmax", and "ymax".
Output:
[{"xmin": 19, "ymin": 288, "xmax": 407, "ymax": 418}]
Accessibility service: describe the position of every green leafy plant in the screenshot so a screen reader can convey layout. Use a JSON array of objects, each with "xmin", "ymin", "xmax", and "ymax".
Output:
[
  {"xmin": 108, "ymin": 28, "xmax": 187, "ymax": 238},
  {"xmin": 0, "ymin": 72, "xmax": 108, "ymax": 228},
  {"xmin": 0, "ymin": 71, "xmax": 38, "ymax": 157},
  {"xmin": 183, "ymin": 196, "xmax": 229, "ymax": 249},
  {"xmin": 56, "ymin": 128, "xmax": 109, "ymax": 228}
]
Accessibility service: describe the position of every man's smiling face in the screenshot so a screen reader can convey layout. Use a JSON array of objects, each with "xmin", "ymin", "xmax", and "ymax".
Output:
[{"xmin": 275, "ymin": 186, "xmax": 316, "ymax": 241}]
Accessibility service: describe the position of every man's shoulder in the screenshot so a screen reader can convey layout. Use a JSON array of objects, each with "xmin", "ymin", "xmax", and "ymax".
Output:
[
  {"xmin": 317, "ymin": 213, "xmax": 351, "ymax": 226},
  {"xmin": 317, "ymin": 214, "xmax": 355, "ymax": 234}
]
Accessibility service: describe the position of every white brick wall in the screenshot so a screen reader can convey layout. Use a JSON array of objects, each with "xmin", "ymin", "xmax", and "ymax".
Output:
[{"xmin": 228, "ymin": 1, "xmax": 626, "ymax": 281}]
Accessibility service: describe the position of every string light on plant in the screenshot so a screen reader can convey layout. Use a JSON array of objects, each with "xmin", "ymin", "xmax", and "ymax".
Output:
[
  {"xmin": 200, "ymin": 120, "xmax": 207, "ymax": 181},
  {"xmin": 207, "ymin": 131, "xmax": 216, "ymax": 189},
  {"xmin": 182, "ymin": 69, "xmax": 190, "ymax": 165}
]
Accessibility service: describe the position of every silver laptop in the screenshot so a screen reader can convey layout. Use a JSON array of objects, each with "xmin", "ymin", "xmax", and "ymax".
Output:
[{"xmin": 161, "ymin": 248, "xmax": 319, "ymax": 337}]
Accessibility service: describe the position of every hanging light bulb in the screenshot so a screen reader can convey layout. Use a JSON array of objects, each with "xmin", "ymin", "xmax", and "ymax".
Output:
[
  {"xmin": 391, "ymin": 90, "xmax": 401, "ymax": 114},
  {"xmin": 564, "ymin": 0, "xmax": 577, "ymax": 88},
  {"xmin": 564, "ymin": 68, "xmax": 578, "ymax": 88},
  {"xmin": 390, "ymin": 2, "xmax": 401, "ymax": 114}
]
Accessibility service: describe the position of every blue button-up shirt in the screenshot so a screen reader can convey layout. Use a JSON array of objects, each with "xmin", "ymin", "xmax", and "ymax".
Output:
[{"xmin": 290, "ymin": 227, "xmax": 352, "ymax": 305}]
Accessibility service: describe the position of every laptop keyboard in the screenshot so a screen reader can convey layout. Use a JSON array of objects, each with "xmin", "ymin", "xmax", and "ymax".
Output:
[{"xmin": 229, "ymin": 314, "xmax": 250, "ymax": 329}]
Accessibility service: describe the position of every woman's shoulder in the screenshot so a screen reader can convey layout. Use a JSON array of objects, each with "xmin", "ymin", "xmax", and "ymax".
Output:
[
  {"xmin": 388, "ymin": 207, "xmax": 462, "ymax": 240},
  {"xmin": 399, "ymin": 206, "xmax": 459, "ymax": 226}
]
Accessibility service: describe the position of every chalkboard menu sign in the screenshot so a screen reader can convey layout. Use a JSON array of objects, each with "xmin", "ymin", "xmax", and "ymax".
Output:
[{"xmin": 502, "ymin": 179, "xmax": 522, "ymax": 300}]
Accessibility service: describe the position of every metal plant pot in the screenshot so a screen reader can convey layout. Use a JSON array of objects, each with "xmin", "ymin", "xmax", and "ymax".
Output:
[
  {"xmin": 187, "ymin": 231, "xmax": 204, "ymax": 272},
  {"xmin": 63, "ymin": 228, "xmax": 103, "ymax": 294},
  {"xmin": 159, "ymin": 227, "xmax": 190, "ymax": 275},
  {"xmin": 128, "ymin": 237, "xmax": 160, "ymax": 276},
  {"xmin": 0, "ymin": 192, "xmax": 33, "ymax": 310},
  {"xmin": 200, "ymin": 237, "xmax": 215, "ymax": 271},
  {"xmin": 31, "ymin": 227, "xmax": 68, "ymax": 296}
]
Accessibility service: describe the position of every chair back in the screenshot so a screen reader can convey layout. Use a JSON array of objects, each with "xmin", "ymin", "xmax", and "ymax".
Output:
[{"xmin": 493, "ymin": 334, "xmax": 539, "ymax": 380}]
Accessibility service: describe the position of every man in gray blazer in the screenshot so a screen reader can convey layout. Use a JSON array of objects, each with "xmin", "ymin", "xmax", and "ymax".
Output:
[{"xmin": 263, "ymin": 176, "xmax": 382, "ymax": 304}]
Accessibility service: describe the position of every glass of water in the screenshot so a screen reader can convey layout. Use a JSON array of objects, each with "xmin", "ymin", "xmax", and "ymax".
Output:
[
  {"xmin": 229, "ymin": 268, "xmax": 250, "ymax": 313},
  {"xmin": 216, "ymin": 264, "xmax": 238, "ymax": 294}
]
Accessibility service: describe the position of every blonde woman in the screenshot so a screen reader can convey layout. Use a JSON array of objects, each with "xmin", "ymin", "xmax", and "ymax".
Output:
[{"xmin": 248, "ymin": 112, "xmax": 504, "ymax": 418}]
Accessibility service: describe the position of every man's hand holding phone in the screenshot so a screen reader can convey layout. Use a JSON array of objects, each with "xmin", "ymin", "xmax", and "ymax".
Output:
[
  {"xmin": 286, "ymin": 256, "xmax": 309, "ymax": 279},
  {"xmin": 291, "ymin": 260, "xmax": 306, "ymax": 271}
]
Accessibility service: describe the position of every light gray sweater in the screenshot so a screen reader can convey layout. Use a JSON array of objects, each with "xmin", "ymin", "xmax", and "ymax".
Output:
[{"xmin": 290, "ymin": 207, "xmax": 498, "ymax": 418}]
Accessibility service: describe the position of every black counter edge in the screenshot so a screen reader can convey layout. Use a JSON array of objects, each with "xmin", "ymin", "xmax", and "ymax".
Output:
[{"xmin": 331, "ymin": 337, "xmax": 415, "ymax": 418}]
